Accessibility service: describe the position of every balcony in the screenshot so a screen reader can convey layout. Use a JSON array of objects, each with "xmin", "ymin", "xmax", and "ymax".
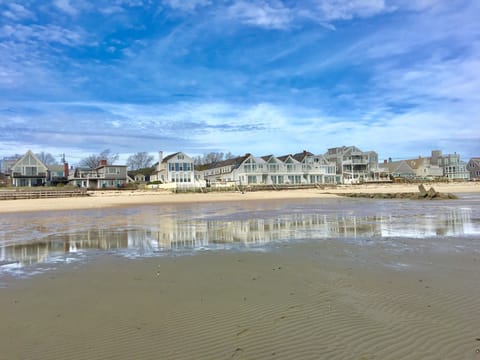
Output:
[{"xmin": 342, "ymin": 159, "xmax": 368, "ymax": 165}]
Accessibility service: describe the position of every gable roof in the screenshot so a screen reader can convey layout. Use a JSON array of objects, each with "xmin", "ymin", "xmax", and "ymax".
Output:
[
  {"xmin": 467, "ymin": 158, "xmax": 480, "ymax": 168},
  {"xmin": 162, "ymin": 152, "xmax": 182, "ymax": 163},
  {"xmin": 12, "ymin": 150, "xmax": 48, "ymax": 170},
  {"xmin": 380, "ymin": 160, "xmax": 415, "ymax": 175},
  {"xmin": 292, "ymin": 151, "xmax": 314, "ymax": 162}
]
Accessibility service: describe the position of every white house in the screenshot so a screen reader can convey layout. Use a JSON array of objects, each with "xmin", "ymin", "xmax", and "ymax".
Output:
[
  {"xmin": 151, "ymin": 151, "xmax": 201, "ymax": 189},
  {"xmin": 202, "ymin": 151, "xmax": 338, "ymax": 186},
  {"xmin": 10, "ymin": 150, "xmax": 48, "ymax": 187}
]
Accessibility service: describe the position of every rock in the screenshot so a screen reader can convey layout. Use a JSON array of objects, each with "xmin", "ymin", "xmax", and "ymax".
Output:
[
  {"xmin": 426, "ymin": 187, "xmax": 438, "ymax": 199},
  {"xmin": 418, "ymin": 184, "xmax": 428, "ymax": 197}
]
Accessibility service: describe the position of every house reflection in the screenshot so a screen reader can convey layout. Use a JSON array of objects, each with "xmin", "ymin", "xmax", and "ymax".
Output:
[{"xmin": 1, "ymin": 208, "xmax": 478, "ymax": 268}]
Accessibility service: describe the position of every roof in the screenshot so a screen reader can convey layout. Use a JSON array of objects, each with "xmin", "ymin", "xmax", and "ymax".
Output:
[
  {"xmin": 48, "ymin": 165, "xmax": 65, "ymax": 172},
  {"xmin": 162, "ymin": 152, "xmax": 182, "ymax": 163},
  {"xmin": 204, "ymin": 154, "xmax": 250, "ymax": 170},
  {"xmin": 292, "ymin": 151, "xmax": 314, "ymax": 162},
  {"xmin": 379, "ymin": 160, "xmax": 415, "ymax": 174},
  {"xmin": 12, "ymin": 150, "xmax": 48, "ymax": 169}
]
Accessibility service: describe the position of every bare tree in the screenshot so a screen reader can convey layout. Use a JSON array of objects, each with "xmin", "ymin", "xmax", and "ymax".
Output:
[
  {"xmin": 225, "ymin": 152, "xmax": 236, "ymax": 160},
  {"xmin": 79, "ymin": 149, "xmax": 119, "ymax": 169},
  {"xmin": 193, "ymin": 152, "xmax": 237, "ymax": 165},
  {"xmin": 36, "ymin": 152, "xmax": 57, "ymax": 165},
  {"xmin": 126, "ymin": 152, "xmax": 154, "ymax": 170}
]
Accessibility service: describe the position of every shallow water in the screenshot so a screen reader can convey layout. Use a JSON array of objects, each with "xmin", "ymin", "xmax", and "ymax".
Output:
[{"xmin": 1, "ymin": 195, "xmax": 480, "ymax": 276}]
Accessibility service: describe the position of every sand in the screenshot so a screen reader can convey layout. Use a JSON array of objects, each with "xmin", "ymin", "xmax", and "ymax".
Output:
[
  {"xmin": 1, "ymin": 181, "xmax": 479, "ymax": 214},
  {"xmin": 1, "ymin": 240, "xmax": 480, "ymax": 360},
  {"xmin": 1, "ymin": 183, "xmax": 480, "ymax": 359}
]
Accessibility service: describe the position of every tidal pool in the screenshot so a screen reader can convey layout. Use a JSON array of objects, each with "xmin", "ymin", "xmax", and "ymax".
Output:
[{"xmin": 1, "ymin": 195, "xmax": 480, "ymax": 276}]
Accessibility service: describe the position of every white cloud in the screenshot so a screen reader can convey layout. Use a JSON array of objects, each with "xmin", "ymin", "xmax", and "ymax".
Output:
[
  {"xmin": 3, "ymin": 3, "xmax": 35, "ymax": 20},
  {"xmin": 226, "ymin": 1, "xmax": 292, "ymax": 30},
  {"xmin": 0, "ymin": 24, "xmax": 87, "ymax": 46},
  {"xmin": 53, "ymin": 0, "xmax": 79, "ymax": 16},
  {"xmin": 311, "ymin": 0, "xmax": 390, "ymax": 21},
  {"xmin": 162, "ymin": 0, "xmax": 211, "ymax": 12}
]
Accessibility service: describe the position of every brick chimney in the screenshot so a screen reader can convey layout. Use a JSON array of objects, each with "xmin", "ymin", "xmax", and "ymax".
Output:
[
  {"xmin": 100, "ymin": 159, "xmax": 107, "ymax": 166},
  {"xmin": 64, "ymin": 162, "xmax": 69, "ymax": 177}
]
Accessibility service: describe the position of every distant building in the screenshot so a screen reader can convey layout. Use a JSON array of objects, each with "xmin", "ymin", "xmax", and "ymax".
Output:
[
  {"xmin": 9, "ymin": 150, "xmax": 49, "ymax": 187},
  {"xmin": 404, "ymin": 157, "xmax": 443, "ymax": 179},
  {"xmin": 380, "ymin": 150, "xmax": 469, "ymax": 180},
  {"xmin": 324, "ymin": 146, "xmax": 379, "ymax": 183},
  {"xmin": 202, "ymin": 151, "xmax": 337, "ymax": 186},
  {"xmin": 68, "ymin": 160, "xmax": 128, "ymax": 189},
  {"xmin": 151, "ymin": 151, "xmax": 196, "ymax": 185},
  {"xmin": 378, "ymin": 159, "xmax": 416, "ymax": 179},
  {"xmin": 466, "ymin": 158, "xmax": 480, "ymax": 180},
  {"xmin": 432, "ymin": 150, "xmax": 469, "ymax": 180}
]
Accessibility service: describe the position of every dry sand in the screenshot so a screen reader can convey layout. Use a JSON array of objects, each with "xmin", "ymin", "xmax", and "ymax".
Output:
[
  {"xmin": 1, "ymin": 181, "xmax": 479, "ymax": 214},
  {"xmin": 1, "ymin": 240, "xmax": 479, "ymax": 360}
]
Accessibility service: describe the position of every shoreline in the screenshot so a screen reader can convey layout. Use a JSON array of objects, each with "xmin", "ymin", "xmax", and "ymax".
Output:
[{"xmin": 1, "ymin": 182, "xmax": 479, "ymax": 214}]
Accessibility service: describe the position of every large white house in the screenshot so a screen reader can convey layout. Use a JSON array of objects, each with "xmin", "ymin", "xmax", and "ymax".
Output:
[
  {"xmin": 202, "ymin": 151, "xmax": 337, "ymax": 186},
  {"xmin": 9, "ymin": 150, "xmax": 48, "ymax": 187},
  {"xmin": 325, "ymin": 146, "xmax": 379, "ymax": 183},
  {"xmin": 151, "ymin": 151, "xmax": 196, "ymax": 185}
]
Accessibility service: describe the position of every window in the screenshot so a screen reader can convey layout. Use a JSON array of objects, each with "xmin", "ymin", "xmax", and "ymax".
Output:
[{"xmin": 25, "ymin": 166, "xmax": 37, "ymax": 176}]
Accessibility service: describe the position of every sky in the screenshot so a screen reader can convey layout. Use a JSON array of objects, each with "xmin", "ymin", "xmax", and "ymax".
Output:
[{"xmin": 0, "ymin": 0, "xmax": 479, "ymax": 166}]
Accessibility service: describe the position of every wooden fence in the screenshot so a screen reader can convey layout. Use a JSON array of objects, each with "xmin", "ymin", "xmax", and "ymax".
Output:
[{"xmin": 0, "ymin": 189, "xmax": 88, "ymax": 200}]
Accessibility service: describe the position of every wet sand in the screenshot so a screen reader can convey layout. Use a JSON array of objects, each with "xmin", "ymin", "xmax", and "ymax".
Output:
[
  {"xmin": 1, "ymin": 240, "xmax": 480, "ymax": 360},
  {"xmin": 1, "ymin": 181, "xmax": 480, "ymax": 214},
  {"xmin": 1, "ymin": 184, "xmax": 480, "ymax": 359}
]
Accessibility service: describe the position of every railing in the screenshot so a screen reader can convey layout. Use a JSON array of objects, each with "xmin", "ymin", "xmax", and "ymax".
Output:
[{"xmin": 0, "ymin": 189, "xmax": 88, "ymax": 200}]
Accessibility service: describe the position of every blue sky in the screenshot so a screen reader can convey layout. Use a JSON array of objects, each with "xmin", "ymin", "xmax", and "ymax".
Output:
[{"xmin": 0, "ymin": 0, "xmax": 479, "ymax": 165}]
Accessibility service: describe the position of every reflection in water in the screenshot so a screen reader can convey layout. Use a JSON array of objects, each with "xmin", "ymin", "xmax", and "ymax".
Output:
[{"xmin": 1, "ymin": 206, "xmax": 479, "ymax": 269}]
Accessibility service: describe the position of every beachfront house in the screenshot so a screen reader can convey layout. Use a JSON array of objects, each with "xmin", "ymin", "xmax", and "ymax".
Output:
[
  {"xmin": 378, "ymin": 159, "xmax": 416, "ymax": 179},
  {"xmin": 466, "ymin": 158, "xmax": 480, "ymax": 180},
  {"xmin": 404, "ymin": 157, "xmax": 443, "ymax": 179},
  {"xmin": 202, "ymin": 151, "xmax": 338, "ymax": 186},
  {"xmin": 433, "ymin": 151, "xmax": 469, "ymax": 180},
  {"xmin": 9, "ymin": 150, "xmax": 49, "ymax": 187},
  {"xmin": 379, "ymin": 150, "xmax": 469, "ymax": 181},
  {"xmin": 68, "ymin": 160, "xmax": 128, "ymax": 189},
  {"xmin": 150, "ymin": 151, "xmax": 202, "ymax": 189},
  {"xmin": 324, "ymin": 146, "xmax": 379, "ymax": 183}
]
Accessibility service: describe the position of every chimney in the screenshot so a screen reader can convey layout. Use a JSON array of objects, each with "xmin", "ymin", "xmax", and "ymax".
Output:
[
  {"xmin": 159, "ymin": 151, "xmax": 163, "ymax": 164},
  {"xmin": 383, "ymin": 159, "xmax": 387, "ymax": 164},
  {"xmin": 64, "ymin": 162, "xmax": 69, "ymax": 177},
  {"xmin": 100, "ymin": 159, "xmax": 107, "ymax": 166}
]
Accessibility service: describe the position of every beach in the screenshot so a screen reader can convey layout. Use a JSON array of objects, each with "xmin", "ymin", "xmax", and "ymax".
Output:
[
  {"xmin": 1, "ymin": 240, "xmax": 480, "ymax": 359},
  {"xmin": 1, "ymin": 181, "xmax": 480, "ymax": 214},
  {"xmin": 1, "ymin": 182, "xmax": 480, "ymax": 359}
]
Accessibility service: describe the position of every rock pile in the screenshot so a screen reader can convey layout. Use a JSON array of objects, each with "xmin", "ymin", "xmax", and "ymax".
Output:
[{"xmin": 338, "ymin": 184, "xmax": 458, "ymax": 200}]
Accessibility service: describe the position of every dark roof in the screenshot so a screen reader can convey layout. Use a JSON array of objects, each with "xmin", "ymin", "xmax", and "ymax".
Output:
[
  {"xmin": 292, "ymin": 151, "xmax": 314, "ymax": 162},
  {"xmin": 162, "ymin": 152, "xmax": 182, "ymax": 163},
  {"xmin": 204, "ymin": 154, "xmax": 250, "ymax": 170}
]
